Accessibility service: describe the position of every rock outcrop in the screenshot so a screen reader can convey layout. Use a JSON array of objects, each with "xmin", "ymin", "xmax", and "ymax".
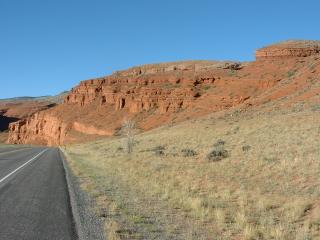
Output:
[
  {"xmin": 7, "ymin": 40, "xmax": 320, "ymax": 146},
  {"xmin": 8, "ymin": 112, "xmax": 69, "ymax": 145},
  {"xmin": 256, "ymin": 40, "xmax": 320, "ymax": 60},
  {"xmin": 65, "ymin": 75, "xmax": 197, "ymax": 114},
  {"xmin": 8, "ymin": 61, "xmax": 240, "ymax": 145},
  {"xmin": 0, "ymin": 101, "xmax": 55, "ymax": 135}
]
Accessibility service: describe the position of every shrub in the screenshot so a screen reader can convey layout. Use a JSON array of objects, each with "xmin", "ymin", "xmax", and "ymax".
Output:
[
  {"xmin": 287, "ymin": 71, "xmax": 295, "ymax": 78},
  {"xmin": 311, "ymin": 104, "xmax": 320, "ymax": 111},
  {"xmin": 181, "ymin": 148, "xmax": 198, "ymax": 157},
  {"xmin": 204, "ymin": 85, "xmax": 211, "ymax": 91},
  {"xmin": 263, "ymin": 156, "xmax": 278, "ymax": 163},
  {"xmin": 207, "ymin": 140, "xmax": 229, "ymax": 161},
  {"xmin": 117, "ymin": 146, "xmax": 124, "ymax": 152},
  {"xmin": 242, "ymin": 145, "xmax": 251, "ymax": 152},
  {"xmin": 214, "ymin": 139, "xmax": 225, "ymax": 147},
  {"xmin": 229, "ymin": 69, "xmax": 237, "ymax": 76},
  {"xmin": 152, "ymin": 146, "xmax": 166, "ymax": 156},
  {"xmin": 207, "ymin": 147, "xmax": 229, "ymax": 161}
]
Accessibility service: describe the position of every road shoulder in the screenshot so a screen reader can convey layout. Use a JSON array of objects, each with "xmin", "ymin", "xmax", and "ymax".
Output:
[{"xmin": 59, "ymin": 148, "xmax": 105, "ymax": 240}]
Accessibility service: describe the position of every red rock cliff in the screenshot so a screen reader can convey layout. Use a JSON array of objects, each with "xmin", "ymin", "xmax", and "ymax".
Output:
[
  {"xmin": 8, "ymin": 112, "xmax": 69, "ymax": 145},
  {"xmin": 8, "ymin": 61, "xmax": 246, "ymax": 145},
  {"xmin": 256, "ymin": 40, "xmax": 320, "ymax": 60},
  {"xmin": 8, "ymin": 41, "xmax": 320, "ymax": 146}
]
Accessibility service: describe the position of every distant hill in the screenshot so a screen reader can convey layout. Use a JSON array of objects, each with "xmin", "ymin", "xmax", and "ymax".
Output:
[{"xmin": 0, "ymin": 91, "xmax": 69, "ymax": 104}]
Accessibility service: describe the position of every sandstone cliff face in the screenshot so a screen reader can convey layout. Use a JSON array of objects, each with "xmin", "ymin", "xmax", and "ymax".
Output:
[
  {"xmin": 256, "ymin": 40, "xmax": 320, "ymax": 60},
  {"xmin": 8, "ymin": 41, "xmax": 320, "ymax": 146},
  {"xmin": 8, "ymin": 112, "xmax": 69, "ymax": 145},
  {"xmin": 0, "ymin": 101, "xmax": 56, "ymax": 138},
  {"xmin": 8, "ymin": 61, "xmax": 222, "ymax": 145},
  {"xmin": 65, "ymin": 78, "xmax": 195, "ymax": 114},
  {"xmin": 64, "ymin": 64, "xmax": 219, "ymax": 114}
]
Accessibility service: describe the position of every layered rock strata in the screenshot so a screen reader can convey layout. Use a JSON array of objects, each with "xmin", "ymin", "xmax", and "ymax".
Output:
[
  {"xmin": 256, "ymin": 40, "xmax": 320, "ymax": 60},
  {"xmin": 8, "ymin": 41, "xmax": 320, "ymax": 145}
]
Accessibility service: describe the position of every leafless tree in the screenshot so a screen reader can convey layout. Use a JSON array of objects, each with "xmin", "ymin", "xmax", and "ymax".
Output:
[{"xmin": 122, "ymin": 119, "xmax": 135, "ymax": 154}]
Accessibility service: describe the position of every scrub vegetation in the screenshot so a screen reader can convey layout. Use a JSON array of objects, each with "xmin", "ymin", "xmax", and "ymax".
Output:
[{"xmin": 63, "ymin": 105, "xmax": 320, "ymax": 239}]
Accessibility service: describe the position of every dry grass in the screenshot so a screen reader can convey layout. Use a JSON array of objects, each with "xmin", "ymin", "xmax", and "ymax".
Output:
[
  {"xmin": 63, "ymin": 106, "xmax": 320, "ymax": 239},
  {"xmin": 0, "ymin": 132, "xmax": 8, "ymax": 143}
]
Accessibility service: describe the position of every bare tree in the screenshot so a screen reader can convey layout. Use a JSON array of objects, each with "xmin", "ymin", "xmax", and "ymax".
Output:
[{"xmin": 122, "ymin": 119, "xmax": 136, "ymax": 154}]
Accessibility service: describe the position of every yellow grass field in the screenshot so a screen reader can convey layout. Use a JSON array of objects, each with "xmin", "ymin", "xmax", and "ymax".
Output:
[{"xmin": 63, "ymin": 105, "xmax": 320, "ymax": 239}]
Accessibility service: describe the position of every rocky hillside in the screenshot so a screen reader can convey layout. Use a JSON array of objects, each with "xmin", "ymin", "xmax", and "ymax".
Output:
[
  {"xmin": 256, "ymin": 40, "xmax": 320, "ymax": 59},
  {"xmin": 0, "ymin": 92, "xmax": 68, "ymax": 143},
  {"xmin": 0, "ymin": 101, "xmax": 54, "ymax": 132},
  {"xmin": 7, "ymin": 40, "xmax": 320, "ymax": 145}
]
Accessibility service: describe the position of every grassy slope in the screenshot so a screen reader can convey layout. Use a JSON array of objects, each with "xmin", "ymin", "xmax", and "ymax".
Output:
[
  {"xmin": 0, "ymin": 132, "xmax": 8, "ymax": 143},
  {"xmin": 63, "ymin": 105, "xmax": 320, "ymax": 240}
]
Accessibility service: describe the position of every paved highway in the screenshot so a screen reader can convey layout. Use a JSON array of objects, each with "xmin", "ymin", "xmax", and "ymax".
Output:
[{"xmin": 0, "ymin": 146, "xmax": 77, "ymax": 240}]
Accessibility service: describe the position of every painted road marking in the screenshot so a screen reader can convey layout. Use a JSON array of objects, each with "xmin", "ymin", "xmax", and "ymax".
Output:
[{"xmin": 0, "ymin": 149, "xmax": 48, "ymax": 184}]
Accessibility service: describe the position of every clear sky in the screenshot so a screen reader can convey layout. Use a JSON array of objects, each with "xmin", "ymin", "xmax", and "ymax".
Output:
[{"xmin": 1, "ymin": 0, "xmax": 319, "ymax": 99}]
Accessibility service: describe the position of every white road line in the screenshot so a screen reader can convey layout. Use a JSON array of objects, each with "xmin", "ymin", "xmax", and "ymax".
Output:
[
  {"xmin": 0, "ymin": 148, "xmax": 30, "ymax": 156},
  {"xmin": 0, "ymin": 149, "xmax": 48, "ymax": 184}
]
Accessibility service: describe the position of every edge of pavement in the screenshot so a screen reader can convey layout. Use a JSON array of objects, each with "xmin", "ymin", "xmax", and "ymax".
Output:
[{"xmin": 58, "ymin": 147, "xmax": 106, "ymax": 240}]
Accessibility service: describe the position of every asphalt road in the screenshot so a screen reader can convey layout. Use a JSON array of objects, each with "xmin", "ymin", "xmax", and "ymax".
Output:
[{"xmin": 0, "ymin": 146, "xmax": 77, "ymax": 240}]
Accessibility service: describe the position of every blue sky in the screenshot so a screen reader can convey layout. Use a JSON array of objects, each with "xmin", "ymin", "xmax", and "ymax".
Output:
[{"xmin": 1, "ymin": 0, "xmax": 319, "ymax": 98}]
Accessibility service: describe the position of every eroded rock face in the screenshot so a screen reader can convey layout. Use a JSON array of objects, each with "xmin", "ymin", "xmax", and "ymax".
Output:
[
  {"xmin": 0, "ymin": 101, "xmax": 56, "ymax": 138},
  {"xmin": 64, "ymin": 67, "xmax": 217, "ymax": 114},
  {"xmin": 4, "ymin": 59, "xmax": 286, "ymax": 145},
  {"xmin": 8, "ymin": 41, "xmax": 320, "ymax": 146},
  {"xmin": 8, "ymin": 61, "xmax": 224, "ymax": 145},
  {"xmin": 7, "ymin": 112, "xmax": 69, "ymax": 146},
  {"xmin": 256, "ymin": 40, "xmax": 320, "ymax": 60}
]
